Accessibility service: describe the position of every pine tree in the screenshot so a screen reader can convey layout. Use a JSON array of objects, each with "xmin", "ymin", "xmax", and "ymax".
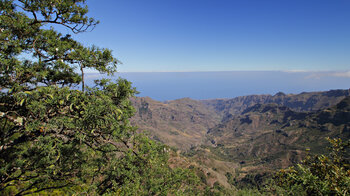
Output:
[{"xmin": 0, "ymin": 1, "xmax": 199, "ymax": 195}]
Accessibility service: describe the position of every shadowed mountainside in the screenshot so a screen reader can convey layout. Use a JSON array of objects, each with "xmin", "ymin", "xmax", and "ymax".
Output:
[
  {"xmin": 185, "ymin": 95, "xmax": 350, "ymax": 188},
  {"xmin": 202, "ymin": 89, "xmax": 350, "ymax": 117},
  {"xmin": 205, "ymin": 96, "xmax": 350, "ymax": 175}
]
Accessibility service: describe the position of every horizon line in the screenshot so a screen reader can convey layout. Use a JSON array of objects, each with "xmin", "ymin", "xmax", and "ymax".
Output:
[{"xmin": 84, "ymin": 69, "xmax": 350, "ymax": 74}]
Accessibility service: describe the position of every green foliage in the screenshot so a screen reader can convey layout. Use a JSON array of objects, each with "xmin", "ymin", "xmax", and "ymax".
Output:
[
  {"xmin": 0, "ymin": 0, "xmax": 200, "ymax": 195},
  {"xmin": 271, "ymin": 138, "xmax": 350, "ymax": 196}
]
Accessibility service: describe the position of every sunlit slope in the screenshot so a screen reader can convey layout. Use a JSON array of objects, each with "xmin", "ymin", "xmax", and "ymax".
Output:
[{"xmin": 131, "ymin": 97, "xmax": 221, "ymax": 150}]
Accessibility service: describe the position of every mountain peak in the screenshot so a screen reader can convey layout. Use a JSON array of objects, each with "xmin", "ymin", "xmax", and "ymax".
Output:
[{"xmin": 274, "ymin": 92, "xmax": 286, "ymax": 97}]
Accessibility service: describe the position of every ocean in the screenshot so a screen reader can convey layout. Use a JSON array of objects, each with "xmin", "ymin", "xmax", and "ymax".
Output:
[{"xmin": 85, "ymin": 71, "xmax": 350, "ymax": 101}]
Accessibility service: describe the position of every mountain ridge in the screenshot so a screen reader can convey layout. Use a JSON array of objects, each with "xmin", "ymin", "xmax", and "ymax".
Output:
[
  {"xmin": 130, "ymin": 88, "xmax": 350, "ymax": 187},
  {"xmin": 132, "ymin": 89, "xmax": 350, "ymax": 150}
]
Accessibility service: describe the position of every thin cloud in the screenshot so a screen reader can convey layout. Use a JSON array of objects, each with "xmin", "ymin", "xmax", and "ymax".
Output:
[
  {"xmin": 331, "ymin": 71, "xmax": 350, "ymax": 78},
  {"xmin": 303, "ymin": 71, "xmax": 350, "ymax": 79},
  {"xmin": 282, "ymin": 70, "xmax": 309, "ymax": 73}
]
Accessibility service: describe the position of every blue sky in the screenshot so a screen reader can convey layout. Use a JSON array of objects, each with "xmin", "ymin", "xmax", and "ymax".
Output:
[{"xmin": 67, "ymin": 0, "xmax": 350, "ymax": 72}]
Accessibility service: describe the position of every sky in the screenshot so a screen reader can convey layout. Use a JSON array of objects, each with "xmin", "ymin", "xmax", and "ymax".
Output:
[{"xmin": 64, "ymin": 0, "xmax": 350, "ymax": 72}]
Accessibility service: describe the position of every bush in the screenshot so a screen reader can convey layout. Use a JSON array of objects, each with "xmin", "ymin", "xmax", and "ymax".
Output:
[{"xmin": 271, "ymin": 138, "xmax": 350, "ymax": 195}]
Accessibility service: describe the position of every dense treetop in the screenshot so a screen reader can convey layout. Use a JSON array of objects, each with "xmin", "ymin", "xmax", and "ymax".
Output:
[{"xmin": 0, "ymin": 1, "xmax": 199, "ymax": 195}]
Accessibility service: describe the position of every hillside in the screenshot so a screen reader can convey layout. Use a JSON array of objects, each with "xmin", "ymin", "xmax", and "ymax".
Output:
[
  {"xmin": 131, "ymin": 89, "xmax": 349, "ymax": 150},
  {"xmin": 131, "ymin": 97, "xmax": 221, "ymax": 150},
  {"xmin": 130, "ymin": 89, "xmax": 350, "ymax": 188},
  {"xmin": 202, "ymin": 89, "xmax": 350, "ymax": 116},
  {"xmin": 205, "ymin": 97, "xmax": 350, "ymax": 176}
]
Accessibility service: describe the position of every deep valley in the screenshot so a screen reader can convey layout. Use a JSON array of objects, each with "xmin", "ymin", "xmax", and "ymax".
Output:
[{"xmin": 131, "ymin": 89, "xmax": 350, "ymax": 188}]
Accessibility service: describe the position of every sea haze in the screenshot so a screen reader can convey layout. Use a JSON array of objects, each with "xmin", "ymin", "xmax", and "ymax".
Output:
[{"xmin": 85, "ymin": 71, "xmax": 350, "ymax": 101}]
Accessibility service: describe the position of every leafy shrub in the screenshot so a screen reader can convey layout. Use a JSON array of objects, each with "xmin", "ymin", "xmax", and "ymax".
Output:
[{"xmin": 271, "ymin": 138, "xmax": 350, "ymax": 195}]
